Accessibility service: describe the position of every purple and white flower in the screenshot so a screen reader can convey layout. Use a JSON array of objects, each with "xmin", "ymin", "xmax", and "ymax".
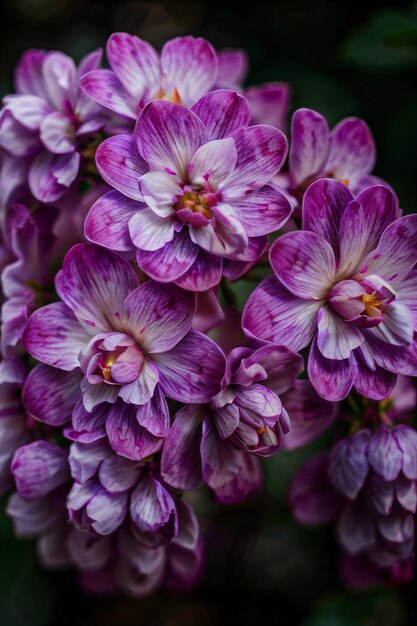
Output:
[
  {"xmin": 243, "ymin": 179, "xmax": 417, "ymax": 401},
  {"xmin": 85, "ymin": 93, "xmax": 291, "ymax": 290}
]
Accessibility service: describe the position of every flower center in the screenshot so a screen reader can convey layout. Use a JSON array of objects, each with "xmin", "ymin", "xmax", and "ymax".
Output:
[
  {"xmin": 174, "ymin": 190, "xmax": 214, "ymax": 220},
  {"xmin": 155, "ymin": 86, "xmax": 182, "ymax": 104},
  {"xmin": 362, "ymin": 292, "xmax": 382, "ymax": 317}
]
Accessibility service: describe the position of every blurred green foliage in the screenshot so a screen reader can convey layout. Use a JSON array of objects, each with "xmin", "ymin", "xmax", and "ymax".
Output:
[{"xmin": 1, "ymin": 1, "xmax": 416, "ymax": 624}]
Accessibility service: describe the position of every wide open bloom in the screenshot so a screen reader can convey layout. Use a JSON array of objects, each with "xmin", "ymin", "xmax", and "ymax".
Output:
[
  {"xmin": 22, "ymin": 243, "xmax": 225, "ymax": 459},
  {"xmin": 243, "ymin": 179, "xmax": 417, "ymax": 401},
  {"xmin": 216, "ymin": 48, "xmax": 291, "ymax": 130},
  {"xmin": 161, "ymin": 344, "xmax": 303, "ymax": 503},
  {"xmin": 290, "ymin": 424, "xmax": 417, "ymax": 586},
  {"xmin": 0, "ymin": 48, "xmax": 109, "ymax": 203},
  {"xmin": 275, "ymin": 108, "xmax": 387, "ymax": 209},
  {"xmin": 80, "ymin": 33, "xmax": 218, "ymax": 119},
  {"xmin": 85, "ymin": 94, "xmax": 291, "ymax": 291}
]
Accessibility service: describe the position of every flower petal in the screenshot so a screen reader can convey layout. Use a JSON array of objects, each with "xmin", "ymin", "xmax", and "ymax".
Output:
[
  {"xmin": 23, "ymin": 365, "xmax": 82, "ymax": 425},
  {"xmin": 368, "ymin": 427, "xmax": 402, "ymax": 481},
  {"xmin": 139, "ymin": 170, "xmax": 181, "ymax": 217},
  {"xmin": 123, "ymin": 281, "xmax": 195, "ymax": 352},
  {"xmin": 308, "ymin": 336, "xmax": 356, "ymax": 401},
  {"xmin": 245, "ymin": 83, "xmax": 290, "ymax": 130},
  {"xmin": 188, "ymin": 138, "xmax": 237, "ymax": 189},
  {"xmin": 289, "ymin": 108, "xmax": 329, "ymax": 186},
  {"xmin": 96, "ymin": 134, "xmax": 147, "ymax": 201},
  {"xmin": 328, "ymin": 430, "xmax": 371, "ymax": 500},
  {"xmin": 106, "ymin": 401, "xmax": 164, "ymax": 461},
  {"xmin": 242, "ymin": 276, "xmax": 321, "ymax": 352},
  {"xmin": 55, "ymin": 243, "xmax": 138, "ymax": 331},
  {"xmin": 232, "ymin": 185, "xmax": 292, "ymax": 236},
  {"xmin": 317, "ymin": 306, "xmax": 364, "ymax": 360},
  {"xmin": 80, "ymin": 69, "xmax": 137, "ymax": 118},
  {"xmin": 12, "ymin": 441, "xmax": 69, "ymax": 499},
  {"xmin": 136, "ymin": 231, "xmax": 198, "ymax": 282},
  {"xmin": 29, "ymin": 151, "xmax": 80, "ymax": 202},
  {"xmin": 174, "ymin": 248, "xmax": 223, "ymax": 292},
  {"xmin": 270, "ymin": 231, "xmax": 336, "ymax": 299},
  {"xmin": 191, "ymin": 89, "xmax": 250, "ymax": 139},
  {"xmin": 85, "ymin": 190, "xmax": 140, "ymax": 252},
  {"xmin": 40, "ymin": 111, "xmax": 76, "ymax": 154},
  {"xmin": 129, "ymin": 208, "xmax": 175, "ymax": 251},
  {"xmin": 325, "ymin": 117, "xmax": 376, "ymax": 187},
  {"xmin": 154, "ymin": 330, "xmax": 225, "ymax": 403}
]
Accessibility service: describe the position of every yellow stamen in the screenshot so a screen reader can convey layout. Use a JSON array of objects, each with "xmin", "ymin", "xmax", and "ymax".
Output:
[
  {"xmin": 155, "ymin": 86, "xmax": 182, "ymax": 104},
  {"xmin": 362, "ymin": 292, "xmax": 381, "ymax": 317},
  {"xmin": 340, "ymin": 178, "xmax": 350, "ymax": 186}
]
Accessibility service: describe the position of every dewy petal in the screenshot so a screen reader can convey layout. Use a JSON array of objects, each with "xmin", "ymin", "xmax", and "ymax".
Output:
[
  {"xmin": 40, "ymin": 111, "xmax": 76, "ymax": 154},
  {"xmin": 153, "ymin": 330, "xmax": 225, "ymax": 403},
  {"xmin": 106, "ymin": 401, "xmax": 164, "ymax": 461},
  {"xmin": 317, "ymin": 307, "xmax": 364, "ymax": 360},
  {"xmin": 161, "ymin": 404, "xmax": 205, "ymax": 490},
  {"xmin": 135, "ymin": 101, "xmax": 207, "ymax": 177},
  {"xmin": 191, "ymin": 89, "xmax": 250, "ymax": 140},
  {"xmin": 139, "ymin": 170, "xmax": 181, "ymax": 218},
  {"xmin": 223, "ymin": 125, "xmax": 287, "ymax": 196},
  {"xmin": 174, "ymin": 248, "xmax": 223, "ymax": 292},
  {"xmin": 188, "ymin": 138, "xmax": 237, "ymax": 189},
  {"xmin": 325, "ymin": 117, "xmax": 376, "ymax": 187},
  {"xmin": 55, "ymin": 243, "xmax": 138, "ymax": 331},
  {"xmin": 136, "ymin": 230, "xmax": 198, "ymax": 282},
  {"xmin": 96, "ymin": 134, "xmax": 147, "ymax": 201},
  {"xmin": 328, "ymin": 430, "xmax": 371, "ymax": 500},
  {"xmin": 302, "ymin": 178, "xmax": 354, "ymax": 255},
  {"xmin": 23, "ymin": 365, "xmax": 82, "ymax": 426},
  {"xmin": 129, "ymin": 208, "xmax": 175, "ymax": 251},
  {"xmin": 308, "ymin": 336, "xmax": 356, "ymax": 401},
  {"xmin": 232, "ymin": 185, "xmax": 292, "ymax": 237},
  {"xmin": 85, "ymin": 190, "xmax": 140, "ymax": 252},
  {"xmin": 123, "ymin": 281, "xmax": 195, "ymax": 353},
  {"xmin": 242, "ymin": 276, "xmax": 321, "ymax": 352},
  {"xmin": 360, "ymin": 215, "xmax": 417, "ymax": 284},
  {"xmin": 160, "ymin": 36, "xmax": 218, "ymax": 107},
  {"xmin": 23, "ymin": 302, "xmax": 89, "ymax": 370},
  {"xmin": 289, "ymin": 108, "xmax": 329, "ymax": 186},
  {"xmin": 79, "ymin": 69, "xmax": 137, "ymax": 118},
  {"xmin": 270, "ymin": 231, "xmax": 336, "ymax": 299},
  {"xmin": 106, "ymin": 32, "xmax": 160, "ymax": 101}
]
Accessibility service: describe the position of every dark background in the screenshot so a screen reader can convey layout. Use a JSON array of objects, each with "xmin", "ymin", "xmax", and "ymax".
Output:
[{"xmin": 1, "ymin": 1, "xmax": 417, "ymax": 624}]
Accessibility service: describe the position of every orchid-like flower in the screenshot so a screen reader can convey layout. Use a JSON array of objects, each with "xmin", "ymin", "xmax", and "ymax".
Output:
[
  {"xmin": 80, "ymin": 33, "xmax": 219, "ymax": 119},
  {"xmin": 85, "ymin": 92, "xmax": 291, "ymax": 291},
  {"xmin": 0, "ymin": 48, "xmax": 109, "ymax": 202},
  {"xmin": 22, "ymin": 243, "xmax": 225, "ymax": 459},
  {"xmin": 243, "ymin": 179, "xmax": 417, "ymax": 401}
]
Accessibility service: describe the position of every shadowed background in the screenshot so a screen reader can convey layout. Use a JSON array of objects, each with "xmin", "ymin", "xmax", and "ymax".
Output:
[{"xmin": 1, "ymin": 0, "xmax": 417, "ymax": 624}]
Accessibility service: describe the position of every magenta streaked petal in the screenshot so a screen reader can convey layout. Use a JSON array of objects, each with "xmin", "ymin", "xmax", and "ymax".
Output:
[
  {"xmin": 96, "ymin": 133, "xmax": 147, "ymax": 201},
  {"xmin": 325, "ymin": 117, "xmax": 376, "ymax": 187},
  {"xmin": 78, "ymin": 47, "xmax": 102, "ymax": 76},
  {"xmin": 117, "ymin": 359, "xmax": 159, "ymax": 405},
  {"xmin": 224, "ymin": 125, "xmax": 287, "ymax": 196},
  {"xmin": 270, "ymin": 231, "xmax": 336, "ymax": 299},
  {"xmin": 160, "ymin": 36, "xmax": 218, "ymax": 106},
  {"xmin": 302, "ymin": 178, "xmax": 354, "ymax": 252},
  {"xmin": 55, "ymin": 243, "xmax": 138, "ymax": 331},
  {"xmin": 42, "ymin": 51, "xmax": 78, "ymax": 109},
  {"xmin": 123, "ymin": 281, "xmax": 195, "ymax": 352},
  {"xmin": 11, "ymin": 441, "xmax": 69, "ymax": 499},
  {"xmin": 232, "ymin": 185, "xmax": 292, "ymax": 236},
  {"xmin": 14, "ymin": 49, "xmax": 47, "ymax": 97},
  {"xmin": 191, "ymin": 89, "xmax": 250, "ymax": 139},
  {"xmin": 23, "ymin": 365, "xmax": 82, "ymax": 425},
  {"xmin": 136, "ymin": 386, "xmax": 170, "ymax": 438},
  {"xmin": 308, "ymin": 336, "xmax": 356, "ymax": 401},
  {"xmin": 328, "ymin": 430, "xmax": 371, "ymax": 500},
  {"xmin": 130, "ymin": 475, "xmax": 176, "ymax": 536},
  {"xmin": 216, "ymin": 49, "xmax": 248, "ymax": 88},
  {"xmin": 189, "ymin": 204, "xmax": 248, "ymax": 256},
  {"xmin": 0, "ymin": 109, "xmax": 40, "ymax": 157},
  {"xmin": 106, "ymin": 401, "xmax": 164, "ymax": 461},
  {"xmin": 289, "ymin": 108, "xmax": 329, "ymax": 186},
  {"xmin": 64, "ymin": 400, "xmax": 107, "ymax": 443},
  {"xmin": 354, "ymin": 354, "xmax": 397, "ymax": 401},
  {"xmin": 317, "ymin": 306, "xmax": 364, "ymax": 360},
  {"xmin": 161, "ymin": 404, "xmax": 205, "ymax": 490},
  {"xmin": 370, "ymin": 304, "xmax": 413, "ymax": 347},
  {"xmin": 174, "ymin": 248, "xmax": 223, "ymax": 292},
  {"xmin": 188, "ymin": 137, "xmax": 237, "ymax": 188},
  {"xmin": 85, "ymin": 190, "xmax": 140, "ymax": 252},
  {"xmin": 129, "ymin": 208, "xmax": 175, "ymax": 251},
  {"xmin": 23, "ymin": 302, "xmax": 89, "ymax": 370},
  {"xmin": 29, "ymin": 151, "xmax": 80, "ymax": 202},
  {"xmin": 200, "ymin": 418, "xmax": 241, "ymax": 490},
  {"xmin": 99, "ymin": 454, "xmax": 141, "ymax": 493},
  {"xmin": 80, "ymin": 69, "xmax": 137, "ymax": 118},
  {"xmin": 136, "ymin": 100, "xmax": 207, "ymax": 177},
  {"xmin": 106, "ymin": 32, "xmax": 160, "ymax": 101},
  {"xmin": 361, "ymin": 215, "xmax": 417, "ymax": 284},
  {"xmin": 3, "ymin": 94, "xmax": 51, "ymax": 130},
  {"xmin": 245, "ymin": 82, "xmax": 290, "ymax": 130},
  {"xmin": 242, "ymin": 276, "xmax": 320, "ymax": 352},
  {"xmin": 136, "ymin": 231, "xmax": 198, "ymax": 282},
  {"xmin": 40, "ymin": 111, "xmax": 76, "ymax": 154},
  {"xmin": 154, "ymin": 330, "xmax": 225, "ymax": 403}
]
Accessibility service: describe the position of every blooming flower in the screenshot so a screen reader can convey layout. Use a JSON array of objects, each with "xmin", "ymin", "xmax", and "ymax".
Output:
[
  {"xmin": 161, "ymin": 343, "xmax": 302, "ymax": 502},
  {"xmin": 22, "ymin": 243, "xmax": 225, "ymax": 459},
  {"xmin": 243, "ymin": 179, "xmax": 417, "ymax": 401},
  {"xmin": 275, "ymin": 107, "xmax": 388, "ymax": 209},
  {"xmin": 80, "ymin": 33, "xmax": 218, "ymax": 119},
  {"xmin": 85, "ymin": 93, "xmax": 291, "ymax": 290},
  {"xmin": 0, "ymin": 48, "xmax": 109, "ymax": 202}
]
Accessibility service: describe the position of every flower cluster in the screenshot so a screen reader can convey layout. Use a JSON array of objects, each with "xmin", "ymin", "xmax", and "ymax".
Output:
[{"xmin": 1, "ymin": 32, "xmax": 416, "ymax": 597}]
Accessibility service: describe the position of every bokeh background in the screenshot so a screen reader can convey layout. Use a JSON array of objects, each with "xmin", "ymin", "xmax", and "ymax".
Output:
[{"xmin": 1, "ymin": 1, "xmax": 417, "ymax": 624}]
